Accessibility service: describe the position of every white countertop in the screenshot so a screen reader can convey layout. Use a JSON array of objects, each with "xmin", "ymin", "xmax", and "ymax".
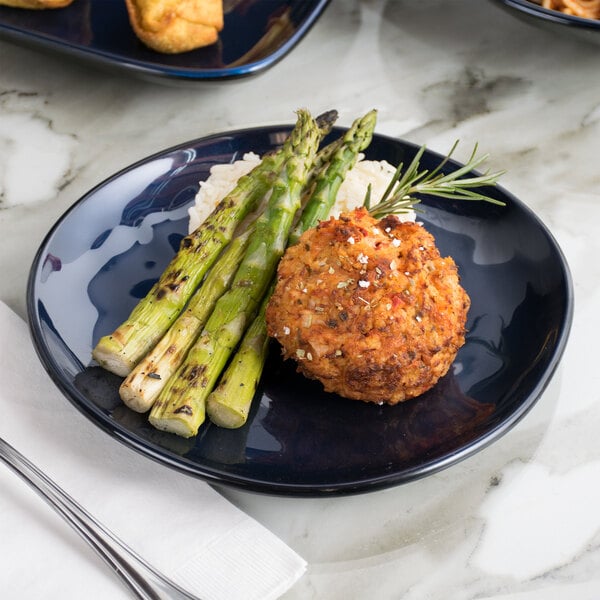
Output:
[{"xmin": 1, "ymin": 0, "xmax": 599, "ymax": 598}]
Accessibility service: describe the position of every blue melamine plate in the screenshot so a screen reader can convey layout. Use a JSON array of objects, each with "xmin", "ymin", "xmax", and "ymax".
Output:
[
  {"xmin": 27, "ymin": 125, "xmax": 573, "ymax": 496},
  {"xmin": 0, "ymin": 0, "xmax": 330, "ymax": 82}
]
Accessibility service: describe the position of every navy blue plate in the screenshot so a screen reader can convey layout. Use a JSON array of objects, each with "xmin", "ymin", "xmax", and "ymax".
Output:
[
  {"xmin": 489, "ymin": 0, "xmax": 600, "ymax": 45},
  {"xmin": 0, "ymin": 0, "xmax": 330, "ymax": 82},
  {"xmin": 27, "ymin": 126, "xmax": 573, "ymax": 496}
]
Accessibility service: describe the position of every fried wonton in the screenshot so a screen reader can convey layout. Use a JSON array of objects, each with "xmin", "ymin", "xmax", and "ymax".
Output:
[{"xmin": 124, "ymin": 0, "xmax": 224, "ymax": 53}]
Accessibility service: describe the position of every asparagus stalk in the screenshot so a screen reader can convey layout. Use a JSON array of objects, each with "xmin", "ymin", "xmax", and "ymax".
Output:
[
  {"xmin": 205, "ymin": 284, "xmax": 273, "ymax": 429},
  {"xmin": 91, "ymin": 149, "xmax": 287, "ymax": 378},
  {"xmin": 148, "ymin": 109, "xmax": 323, "ymax": 438},
  {"xmin": 206, "ymin": 109, "xmax": 378, "ymax": 428},
  {"xmin": 118, "ymin": 227, "xmax": 253, "ymax": 413}
]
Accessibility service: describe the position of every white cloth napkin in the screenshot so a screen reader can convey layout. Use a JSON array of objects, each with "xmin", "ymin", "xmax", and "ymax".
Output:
[{"xmin": 0, "ymin": 301, "xmax": 306, "ymax": 600}]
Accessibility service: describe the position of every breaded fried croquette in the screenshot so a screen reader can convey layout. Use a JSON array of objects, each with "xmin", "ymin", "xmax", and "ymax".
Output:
[{"xmin": 266, "ymin": 207, "xmax": 470, "ymax": 404}]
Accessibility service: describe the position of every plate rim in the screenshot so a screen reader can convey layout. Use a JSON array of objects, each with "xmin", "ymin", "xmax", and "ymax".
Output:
[{"xmin": 26, "ymin": 125, "xmax": 575, "ymax": 496}]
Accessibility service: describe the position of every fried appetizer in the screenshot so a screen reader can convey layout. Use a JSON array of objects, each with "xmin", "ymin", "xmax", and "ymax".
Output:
[
  {"xmin": 0, "ymin": 0, "xmax": 73, "ymax": 7},
  {"xmin": 124, "ymin": 0, "xmax": 224, "ymax": 53},
  {"xmin": 266, "ymin": 207, "xmax": 470, "ymax": 404}
]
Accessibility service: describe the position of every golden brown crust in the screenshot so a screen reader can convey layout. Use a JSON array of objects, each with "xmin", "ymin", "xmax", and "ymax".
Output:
[
  {"xmin": 266, "ymin": 207, "xmax": 470, "ymax": 405},
  {"xmin": 0, "ymin": 0, "xmax": 74, "ymax": 8},
  {"xmin": 124, "ymin": 0, "xmax": 223, "ymax": 54}
]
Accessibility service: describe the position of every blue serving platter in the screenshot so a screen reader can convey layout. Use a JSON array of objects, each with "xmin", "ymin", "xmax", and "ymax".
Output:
[
  {"xmin": 27, "ymin": 125, "xmax": 573, "ymax": 496},
  {"xmin": 0, "ymin": 0, "xmax": 330, "ymax": 82}
]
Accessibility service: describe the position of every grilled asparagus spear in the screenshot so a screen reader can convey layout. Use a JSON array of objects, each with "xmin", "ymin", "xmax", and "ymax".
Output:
[
  {"xmin": 203, "ymin": 285, "xmax": 273, "ymax": 429},
  {"xmin": 206, "ymin": 109, "xmax": 378, "ymax": 428}
]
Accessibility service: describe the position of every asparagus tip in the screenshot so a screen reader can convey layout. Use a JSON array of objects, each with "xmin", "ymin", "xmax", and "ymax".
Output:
[{"xmin": 315, "ymin": 109, "xmax": 338, "ymax": 134}]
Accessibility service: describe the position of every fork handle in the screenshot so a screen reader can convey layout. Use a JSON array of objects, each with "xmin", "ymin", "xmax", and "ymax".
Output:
[{"xmin": 0, "ymin": 437, "xmax": 197, "ymax": 600}]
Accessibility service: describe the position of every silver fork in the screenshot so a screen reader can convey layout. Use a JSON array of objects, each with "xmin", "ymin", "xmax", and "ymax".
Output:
[{"xmin": 0, "ymin": 436, "xmax": 199, "ymax": 600}]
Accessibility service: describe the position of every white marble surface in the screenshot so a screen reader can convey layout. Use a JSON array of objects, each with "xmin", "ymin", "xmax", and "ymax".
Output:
[{"xmin": 1, "ymin": 0, "xmax": 599, "ymax": 598}]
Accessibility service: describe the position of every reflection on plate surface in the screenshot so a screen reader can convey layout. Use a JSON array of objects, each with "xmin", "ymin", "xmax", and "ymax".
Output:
[
  {"xmin": 27, "ymin": 126, "xmax": 573, "ymax": 496},
  {"xmin": 0, "ymin": 0, "xmax": 330, "ymax": 81}
]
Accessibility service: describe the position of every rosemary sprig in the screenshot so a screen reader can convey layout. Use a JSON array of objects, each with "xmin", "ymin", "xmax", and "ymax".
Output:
[{"xmin": 366, "ymin": 141, "xmax": 506, "ymax": 219}]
